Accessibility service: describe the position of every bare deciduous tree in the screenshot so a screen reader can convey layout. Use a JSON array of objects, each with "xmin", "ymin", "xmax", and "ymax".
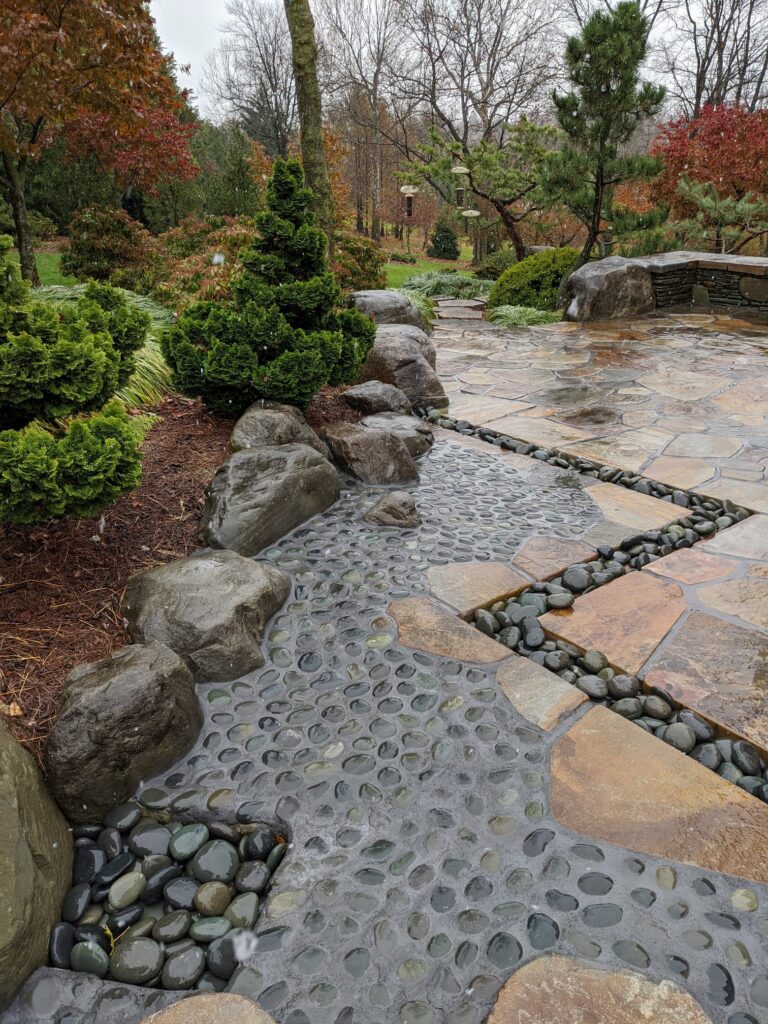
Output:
[{"xmin": 204, "ymin": 0, "xmax": 298, "ymax": 156}]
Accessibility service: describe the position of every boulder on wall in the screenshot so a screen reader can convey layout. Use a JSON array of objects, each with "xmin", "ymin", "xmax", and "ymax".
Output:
[
  {"xmin": 123, "ymin": 551, "xmax": 290, "ymax": 682},
  {"xmin": 322, "ymin": 422, "xmax": 419, "ymax": 484},
  {"xmin": 229, "ymin": 400, "xmax": 329, "ymax": 458},
  {"xmin": 356, "ymin": 326, "xmax": 447, "ymax": 409},
  {"xmin": 563, "ymin": 256, "xmax": 656, "ymax": 322},
  {"xmin": 0, "ymin": 720, "xmax": 72, "ymax": 1007},
  {"xmin": 351, "ymin": 289, "xmax": 429, "ymax": 331},
  {"xmin": 44, "ymin": 642, "xmax": 202, "ymax": 824},
  {"xmin": 200, "ymin": 444, "xmax": 340, "ymax": 557}
]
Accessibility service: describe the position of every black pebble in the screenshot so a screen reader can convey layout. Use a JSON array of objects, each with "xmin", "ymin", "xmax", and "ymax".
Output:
[
  {"xmin": 74, "ymin": 924, "xmax": 111, "ymax": 954},
  {"xmin": 96, "ymin": 827, "xmax": 123, "ymax": 859},
  {"xmin": 164, "ymin": 876, "xmax": 200, "ymax": 910},
  {"xmin": 244, "ymin": 824, "xmax": 275, "ymax": 861},
  {"xmin": 106, "ymin": 902, "xmax": 145, "ymax": 934},
  {"xmin": 73, "ymin": 846, "xmax": 107, "ymax": 885},
  {"xmin": 49, "ymin": 922, "xmax": 75, "ymax": 969},
  {"xmin": 143, "ymin": 864, "xmax": 183, "ymax": 904},
  {"xmin": 732, "ymin": 740, "xmax": 761, "ymax": 777},
  {"xmin": 94, "ymin": 851, "xmax": 135, "ymax": 886},
  {"xmin": 61, "ymin": 883, "xmax": 91, "ymax": 924},
  {"xmin": 690, "ymin": 743, "xmax": 722, "ymax": 771}
]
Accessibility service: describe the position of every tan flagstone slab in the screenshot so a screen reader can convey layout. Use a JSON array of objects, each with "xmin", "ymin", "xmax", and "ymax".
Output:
[
  {"xmin": 447, "ymin": 394, "xmax": 526, "ymax": 424},
  {"xmin": 701, "ymin": 514, "xmax": 768, "ymax": 560},
  {"xmin": 496, "ymin": 657, "xmax": 588, "ymax": 731},
  {"xmin": 749, "ymin": 563, "xmax": 768, "ymax": 579},
  {"xmin": 664, "ymin": 433, "xmax": 744, "ymax": 458},
  {"xmin": 644, "ymin": 547, "xmax": 736, "ymax": 585},
  {"xmin": 639, "ymin": 369, "xmax": 728, "ymax": 400},
  {"xmin": 455, "ymin": 369, "xmax": 506, "ymax": 385},
  {"xmin": 620, "ymin": 409, "xmax": 658, "ymax": 427},
  {"xmin": 388, "ymin": 597, "xmax": 513, "ymax": 663},
  {"xmin": 551, "ymin": 705, "xmax": 768, "ymax": 883},
  {"xmin": 540, "ymin": 572, "xmax": 686, "ymax": 674},
  {"xmin": 511, "ymin": 536, "xmax": 597, "ymax": 580},
  {"xmin": 487, "ymin": 955, "xmax": 712, "ymax": 1024},
  {"xmin": 141, "ymin": 995, "xmax": 276, "ymax": 1024},
  {"xmin": 584, "ymin": 481, "xmax": 681, "ymax": 532},
  {"xmin": 701, "ymin": 478, "xmax": 768, "ymax": 513},
  {"xmin": 644, "ymin": 455, "xmax": 716, "ymax": 490},
  {"xmin": 483, "ymin": 414, "xmax": 592, "ymax": 447},
  {"xmin": 698, "ymin": 578, "xmax": 768, "ymax": 630},
  {"xmin": 722, "ymin": 467, "xmax": 766, "ymax": 480},
  {"xmin": 560, "ymin": 428, "xmax": 673, "ymax": 473},
  {"xmin": 644, "ymin": 610, "xmax": 768, "ymax": 753},
  {"xmin": 426, "ymin": 562, "xmax": 528, "ymax": 618}
]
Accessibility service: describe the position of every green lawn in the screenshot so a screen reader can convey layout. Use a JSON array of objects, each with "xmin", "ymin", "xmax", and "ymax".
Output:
[
  {"xmin": 9, "ymin": 250, "xmax": 75, "ymax": 287},
  {"xmin": 386, "ymin": 258, "xmax": 474, "ymax": 288}
]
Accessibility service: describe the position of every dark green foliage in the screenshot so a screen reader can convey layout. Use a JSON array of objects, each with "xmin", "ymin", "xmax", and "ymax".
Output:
[
  {"xmin": 426, "ymin": 216, "xmax": 460, "ymax": 260},
  {"xmin": 487, "ymin": 248, "xmax": 580, "ymax": 311},
  {"xmin": 332, "ymin": 234, "xmax": 387, "ymax": 291},
  {"xmin": 61, "ymin": 207, "xmax": 154, "ymax": 282},
  {"xmin": 0, "ymin": 237, "xmax": 145, "ymax": 523},
  {"xmin": 388, "ymin": 252, "xmax": 417, "ymax": 264},
  {"xmin": 475, "ymin": 247, "xmax": 518, "ymax": 280},
  {"xmin": 543, "ymin": 2, "xmax": 665, "ymax": 263},
  {"xmin": 162, "ymin": 159, "xmax": 376, "ymax": 414}
]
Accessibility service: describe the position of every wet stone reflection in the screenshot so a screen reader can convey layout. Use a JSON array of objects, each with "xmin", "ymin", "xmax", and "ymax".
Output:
[{"xmin": 11, "ymin": 438, "xmax": 768, "ymax": 1024}]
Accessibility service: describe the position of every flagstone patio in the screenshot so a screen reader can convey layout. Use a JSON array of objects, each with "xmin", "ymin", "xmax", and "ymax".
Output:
[{"xmin": 7, "ymin": 302, "xmax": 768, "ymax": 1024}]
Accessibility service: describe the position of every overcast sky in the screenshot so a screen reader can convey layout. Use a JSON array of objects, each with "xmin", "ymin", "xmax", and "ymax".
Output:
[{"xmin": 150, "ymin": 0, "xmax": 229, "ymax": 114}]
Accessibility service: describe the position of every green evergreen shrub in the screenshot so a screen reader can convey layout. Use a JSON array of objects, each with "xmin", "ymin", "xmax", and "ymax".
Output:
[
  {"xmin": 487, "ymin": 247, "xmax": 580, "ymax": 310},
  {"xmin": 475, "ymin": 246, "xmax": 518, "ymax": 280},
  {"xmin": 426, "ymin": 215, "xmax": 460, "ymax": 260},
  {"xmin": 0, "ymin": 235, "xmax": 146, "ymax": 524},
  {"xmin": 61, "ymin": 207, "xmax": 154, "ymax": 282},
  {"xmin": 388, "ymin": 252, "xmax": 417, "ymax": 264},
  {"xmin": 162, "ymin": 159, "xmax": 376, "ymax": 414}
]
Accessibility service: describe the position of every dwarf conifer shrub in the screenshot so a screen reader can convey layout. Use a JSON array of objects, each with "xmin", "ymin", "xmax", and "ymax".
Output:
[
  {"xmin": 426, "ymin": 216, "xmax": 460, "ymax": 260},
  {"xmin": 487, "ymin": 247, "xmax": 580, "ymax": 311},
  {"xmin": 162, "ymin": 160, "xmax": 376, "ymax": 414},
  {"xmin": 0, "ymin": 236, "xmax": 146, "ymax": 524}
]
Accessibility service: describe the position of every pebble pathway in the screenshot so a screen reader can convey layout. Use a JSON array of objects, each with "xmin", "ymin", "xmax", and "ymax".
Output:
[{"xmin": 7, "ymin": 435, "xmax": 768, "ymax": 1024}]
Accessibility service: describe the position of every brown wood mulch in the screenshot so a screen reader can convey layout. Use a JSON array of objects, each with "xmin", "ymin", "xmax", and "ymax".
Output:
[{"xmin": 0, "ymin": 397, "xmax": 231, "ymax": 766}]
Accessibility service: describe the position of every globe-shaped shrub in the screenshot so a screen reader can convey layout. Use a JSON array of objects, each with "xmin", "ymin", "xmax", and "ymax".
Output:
[
  {"xmin": 487, "ymin": 247, "xmax": 580, "ymax": 311},
  {"xmin": 0, "ymin": 237, "xmax": 146, "ymax": 524},
  {"xmin": 162, "ymin": 159, "xmax": 376, "ymax": 414}
]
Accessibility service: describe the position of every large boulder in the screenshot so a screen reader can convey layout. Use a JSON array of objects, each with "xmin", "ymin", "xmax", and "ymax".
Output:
[
  {"xmin": 363, "ymin": 491, "xmax": 421, "ymax": 527},
  {"xmin": 123, "ymin": 551, "xmax": 290, "ymax": 683},
  {"xmin": 201, "ymin": 444, "xmax": 340, "ymax": 557},
  {"xmin": 0, "ymin": 721, "xmax": 72, "ymax": 1007},
  {"xmin": 322, "ymin": 423, "xmax": 419, "ymax": 484},
  {"xmin": 352, "ymin": 289, "xmax": 428, "ymax": 330},
  {"xmin": 44, "ymin": 643, "xmax": 202, "ymax": 823},
  {"xmin": 141, "ymin": 994, "xmax": 277, "ymax": 1024},
  {"xmin": 360, "ymin": 412, "xmax": 434, "ymax": 457},
  {"xmin": 342, "ymin": 380, "xmax": 412, "ymax": 415},
  {"xmin": 376, "ymin": 323, "xmax": 436, "ymax": 367},
  {"xmin": 357, "ymin": 326, "xmax": 448, "ymax": 409},
  {"xmin": 564, "ymin": 256, "xmax": 656, "ymax": 321},
  {"xmin": 229, "ymin": 401, "xmax": 328, "ymax": 458}
]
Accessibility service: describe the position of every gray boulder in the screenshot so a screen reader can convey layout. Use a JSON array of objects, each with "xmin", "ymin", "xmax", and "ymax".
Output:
[
  {"xmin": 123, "ymin": 551, "xmax": 290, "ymax": 683},
  {"xmin": 352, "ymin": 289, "xmax": 428, "ymax": 330},
  {"xmin": 342, "ymin": 380, "xmax": 412, "ymax": 415},
  {"xmin": 564, "ymin": 256, "xmax": 656, "ymax": 321},
  {"xmin": 0, "ymin": 721, "xmax": 72, "ymax": 1007},
  {"xmin": 376, "ymin": 323, "xmax": 436, "ymax": 367},
  {"xmin": 357, "ymin": 327, "xmax": 447, "ymax": 409},
  {"xmin": 363, "ymin": 491, "xmax": 421, "ymax": 528},
  {"xmin": 44, "ymin": 643, "xmax": 202, "ymax": 823},
  {"xmin": 229, "ymin": 401, "xmax": 328, "ymax": 458},
  {"xmin": 360, "ymin": 412, "xmax": 434, "ymax": 457},
  {"xmin": 201, "ymin": 444, "xmax": 340, "ymax": 557},
  {"xmin": 322, "ymin": 423, "xmax": 419, "ymax": 484}
]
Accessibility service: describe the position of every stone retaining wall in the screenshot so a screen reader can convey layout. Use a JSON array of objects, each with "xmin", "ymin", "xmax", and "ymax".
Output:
[{"xmin": 639, "ymin": 251, "xmax": 768, "ymax": 314}]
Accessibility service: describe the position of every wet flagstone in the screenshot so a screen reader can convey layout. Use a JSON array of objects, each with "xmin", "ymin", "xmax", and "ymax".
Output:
[
  {"xmin": 487, "ymin": 955, "xmax": 712, "ymax": 1023},
  {"xmin": 697, "ymin": 578, "xmax": 768, "ymax": 630},
  {"xmin": 644, "ymin": 456, "xmax": 717, "ymax": 490},
  {"xmin": 702, "ymin": 478, "xmax": 768, "ymax": 513},
  {"xmin": 540, "ymin": 572, "xmax": 687, "ymax": 674},
  {"xmin": 426, "ymin": 562, "xmax": 528, "ymax": 618},
  {"xmin": 552, "ymin": 707, "xmax": 768, "ymax": 882},
  {"xmin": 388, "ymin": 596, "xmax": 513, "ymax": 662},
  {"xmin": 701, "ymin": 514, "xmax": 768, "ymax": 560},
  {"xmin": 496, "ymin": 657, "xmax": 588, "ymax": 731},
  {"xmin": 644, "ymin": 547, "xmax": 736, "ymax": 585},
  {"xmin": 511, "ymin": 536, "xmax": 597, "ymax": 580}
]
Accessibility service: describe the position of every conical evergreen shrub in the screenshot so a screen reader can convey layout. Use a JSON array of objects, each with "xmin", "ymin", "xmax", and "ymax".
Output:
[
  {"xmin": 162, "ymin": 159, "xmax": 376, "ymax": 414},
  {"xmin": 0, "ymin": 236, "xmax": 146, "ymax": 524}
]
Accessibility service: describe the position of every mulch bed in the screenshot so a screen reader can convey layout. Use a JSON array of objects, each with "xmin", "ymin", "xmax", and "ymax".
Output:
[
  {"xmin": 305, "ymin": 384, "xmax": 360, "ymax": 429},
  {"xmin": 0, "ymin": 397, "xmax": 231, "ymax": 766}
]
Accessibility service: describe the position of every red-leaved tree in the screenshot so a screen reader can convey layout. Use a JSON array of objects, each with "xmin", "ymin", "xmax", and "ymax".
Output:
[{"xmin": 0, "ymin": 1, "xmax": 195, "ymax": 283}]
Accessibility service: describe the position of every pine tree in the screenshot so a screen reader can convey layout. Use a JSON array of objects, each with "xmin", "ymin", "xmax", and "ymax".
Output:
[
  {"xmin": 543, "ymin": 2, "xmax": 665, "ymax": 265},
  {"xmin": 162, "ymin": 158, "xmax": 375, "ymax": 414}
]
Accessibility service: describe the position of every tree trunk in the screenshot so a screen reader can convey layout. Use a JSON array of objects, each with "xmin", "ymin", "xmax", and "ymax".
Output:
[
  {"xmin": 283, "ymin": 0, "xmax": 335, "ymax": 244},
  {"xmin": 492, "ymin": 199, "xmax": 527, "ymax": 261},
  {"xmin": 579, "ymin": 172, "xmax": 604, "ymax": 266},
  {"xmin": 1, "ymin": 153, "xmax": 39, "ymax": 286}
]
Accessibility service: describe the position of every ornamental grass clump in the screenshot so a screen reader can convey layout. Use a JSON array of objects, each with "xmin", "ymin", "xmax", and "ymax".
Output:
[
  {"xmin": 161, "ymin": 159, "xmax": 376, "ymax": 414},
  {"xmin": 0, "ymin": 236, "xmax": 147, "ymax": 524}
]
